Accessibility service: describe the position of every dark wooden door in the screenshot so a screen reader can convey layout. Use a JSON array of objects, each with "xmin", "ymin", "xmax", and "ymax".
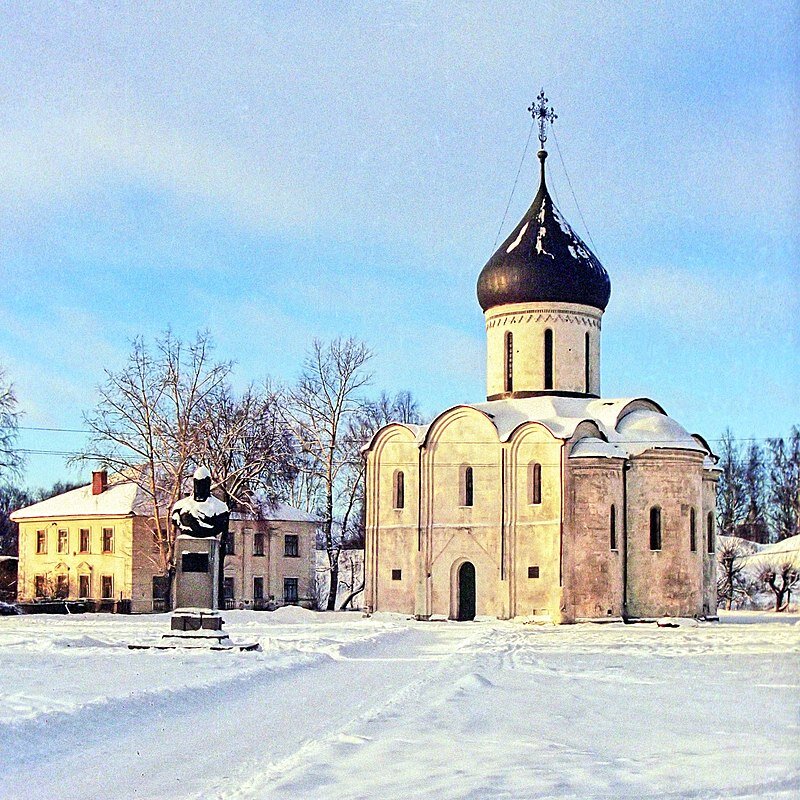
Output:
[{"xmin": 458, "ymin": 561, "xmax": 476, "ymax": 621}]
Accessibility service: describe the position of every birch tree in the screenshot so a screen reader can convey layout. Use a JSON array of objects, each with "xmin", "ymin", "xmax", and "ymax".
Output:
[{"xmin": 285, "ymin": 338, "xmax": 372, "ymax": 611}]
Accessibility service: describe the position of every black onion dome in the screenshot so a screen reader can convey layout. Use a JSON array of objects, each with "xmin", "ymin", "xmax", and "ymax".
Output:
[{"xmin": 477, "ymin": 151, "xmax": 611, "ymax": 312}]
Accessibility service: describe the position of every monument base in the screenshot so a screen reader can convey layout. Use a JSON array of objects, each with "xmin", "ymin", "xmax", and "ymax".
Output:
[{"xmin": 128, "ymin": 608, "xmax": 261, "ymax": 652}]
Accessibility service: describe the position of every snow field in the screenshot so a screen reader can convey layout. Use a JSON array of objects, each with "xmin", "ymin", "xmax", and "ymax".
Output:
[{"xmin": 0, "ymin": 610, "xmax": 798, "ymax": 799}]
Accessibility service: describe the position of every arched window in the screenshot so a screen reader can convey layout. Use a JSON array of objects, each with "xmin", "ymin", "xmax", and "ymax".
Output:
[
  {"xmin": 584, "ymin": 331, "xmax": 590, "ymax": 393},
  {"xmin": 393, "ymin": 470, "xmax": 405, "ymax": 509},
  {"xmin": 649, "ymin": 506, "xmax": 662, "ymax": 551},
  {"xmin": 529, "ymin": 462, "xmax": 542, "ymax": 505},
  {"xmin": 690, "ymin": 507, "xmax": 697, "ymax": 552},
  {"xmin": 707, "ymin": 512, "xmax": 715, "ymax": 554},
  {"xmin": 461, "ymin": 466, "xmax": 474, "ymax": 507},
  {"xmin": 610, "ymin": 504, "xmax": 617, "ymax": 550},
  {"xmin": 504, "ymin": 331, "xmax": 513, "ymax": 393},
  {"xmin": 544, "ymin": 329, "xmax": 553, "ymax": 390}
]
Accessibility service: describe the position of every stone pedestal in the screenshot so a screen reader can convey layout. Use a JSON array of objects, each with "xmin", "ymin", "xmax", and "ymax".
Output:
[
  {"xmin": 161, "ymin": 608, "xmax": 234, "ymax": 648},
  {"xmin": 172, "ymin": 534, "xmax": 220, "ymax": 611}
]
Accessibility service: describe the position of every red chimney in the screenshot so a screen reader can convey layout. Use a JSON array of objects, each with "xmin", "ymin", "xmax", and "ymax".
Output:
[{"xmin": 92, "ymin": 470, "xmax": 108, "ymax": 495}]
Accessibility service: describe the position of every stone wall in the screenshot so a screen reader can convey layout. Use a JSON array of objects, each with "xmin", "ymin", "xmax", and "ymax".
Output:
[
  {"xmin": 564, "ymin": 457, "xmax": 625, "ymax": 621},
  {"xmin": 625, "ymin": 450, "xmax": 706, "ymax": 618}
]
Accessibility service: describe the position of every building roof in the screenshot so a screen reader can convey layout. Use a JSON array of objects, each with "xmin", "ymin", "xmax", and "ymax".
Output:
[
  {"xmin": 368, "ymin": 395, "xmax": 714, "ymax": 463},
  {"xmin": 476, "ymin": 151, "xmax": 611, "ymax": 312},
  {"xmin": 10, "ymin": 480, "xmax": 148, "ymax": 521},
  {"xmin": 10, "ymin": 480, "xmax": 318, "ymax": 524},
  {"xmin": 231, "ymin": 503, "xmax": 319, "ymax": 523},
  {"xmin": 741, "ymin": 534, "xmax": 800, "ymax": 569}
]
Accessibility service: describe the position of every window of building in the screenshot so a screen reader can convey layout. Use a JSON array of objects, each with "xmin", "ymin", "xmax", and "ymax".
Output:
[
  {"xmin": 529, "ymin": 462, "xmax": 542, "ymax": 505},
  {"xmin": 461, "ymin": 465, "xmax": 474, "ymax": 507},
  {"xmin": 34, "ymin": 574, "xmax": 46, "ymax": 597},
  {"xmin": 101, "ymin": 575, "xmax": 114, "ymax": 599},
  {"xmin": 690, "ymin": 508, "xmax": 697, "ymax": 552},
  {"xmin": 393, "ymin": 470, "xmax": 405, "ymax": 509},
  {"xmin": 253, "ymin": 532, "xmax": 265, "ymax": 556},
  {"xmin": 253, "ymin": 576, "xmax": 264, "ymax": 600},
  {"xmin": 585, "ymin": 332, "xmax": 590, "ymax": 393},
  {"xmin": 223, "ymin": 576, "xmax": 234, "ymax": 600},
  {"xmin": 610, "ymin": 505, "xmax": 617, "ymax": 550},
  {"xmin": 505, "ymin": 331, "xmax": 513, "ymax": 393},
  {"xmin": 391, "ymin": 569, "xmax": 402, "ymax": 581},
  {"xmin": 528, "ymin": 566, "xmax": 540, "ymax": 579},
  {"xmin": 284, "ymin": 534, "xmax": 299, "ymax": 557},
  {"xmin": 55, "ymin": 574, "xmax": 69, "ymax": 599},
  {"xmin": 544, "ymin": 328, "xmax": 554, "ymax": 390},
  {"xmin": 57, "ymin": 529, "xmax": 69, "ymax": 554},
  {"xmin": 226, "ymin": 533, "xmax": 235, "ymax": 555},
  {"xmin": 36, "ymin": 529, "xmax": 47, "ymax": 554},
  {"xmin": 707, "ymin": 512, "xmax": 715, "ymax": 554},
  {"xmin": 79, "ymin": 528, "xmax": 90, "ymax": 554},
  {"xmin": 152, "ymin": 575, "xmax": 169, "ymax": 604},
  {"xmin": 102, "ymin": 527, "xmax": 114, "ymax": 553},
  {"xmin": 283, "ymin": 577, "xmax": 299, "ymax": 604},
  {"xmin": 649, "ymin": 506, "xmax": 662, "ymax": 551},
  {"xmin": 79, "ymin": 574, "xmax": 90, "ymax": 598}
]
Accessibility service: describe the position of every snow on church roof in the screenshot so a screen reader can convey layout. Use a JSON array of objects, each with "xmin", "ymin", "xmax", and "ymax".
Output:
[
  {"xmin": 370, "ymin": 395, "xmax": 712, "ymax": 463},
  {"xmin": 468, "ymin": 396, "xmax": 707, "ymax": 457},
  {"xmin": 569, "ymin": 437, "xmax": 628, "ymax": 459}
]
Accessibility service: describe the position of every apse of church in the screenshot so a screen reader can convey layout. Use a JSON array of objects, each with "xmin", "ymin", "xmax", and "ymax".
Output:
[{"xmin": 364, "ymin": 94, "xmax": 719, "ymax": 623}]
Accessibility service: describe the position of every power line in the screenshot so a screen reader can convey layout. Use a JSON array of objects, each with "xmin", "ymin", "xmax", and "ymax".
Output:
[{"xmin": 17, "ymin": 426, "xmax": 88, "ymax": 434}]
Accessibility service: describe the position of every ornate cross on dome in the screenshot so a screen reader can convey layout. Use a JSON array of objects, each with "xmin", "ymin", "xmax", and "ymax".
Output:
[{"xmin": 528, "ymin": 89, "xmax": 557, "ymax": 147}]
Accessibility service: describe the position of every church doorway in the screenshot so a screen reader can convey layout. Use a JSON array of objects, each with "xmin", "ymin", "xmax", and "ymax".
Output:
[{"xmin": 457, "ymin": 561, "xmax": 476, "ymax": 621}]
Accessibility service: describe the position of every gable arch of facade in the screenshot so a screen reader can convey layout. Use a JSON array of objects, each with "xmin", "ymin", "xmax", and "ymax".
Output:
[
  {"xmin": 365, "ymin": 423, "xmax": 419, "ymax": 457},
  {"xmin": 506, "ymin": 420, "xmax": 563, "ymax": 469},
  {"xmin": 421, "ymin": 405, "xmax": 499, "ymax": 448}
]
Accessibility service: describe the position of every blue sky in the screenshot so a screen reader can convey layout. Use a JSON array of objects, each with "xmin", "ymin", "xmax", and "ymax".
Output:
[{"xmin": 1, "ymin": 1, "xmax": 797, "ymax": 489}]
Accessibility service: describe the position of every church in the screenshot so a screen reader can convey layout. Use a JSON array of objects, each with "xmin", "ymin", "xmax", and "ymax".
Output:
[{"xmin": 364, "ymin": 102, "xmax": 719, "ymax": 623}]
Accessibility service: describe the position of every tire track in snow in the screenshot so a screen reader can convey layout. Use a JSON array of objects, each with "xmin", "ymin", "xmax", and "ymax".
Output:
[{"xmin": 202, "ymin": 623, "xmax": 497, "ymax": 800}]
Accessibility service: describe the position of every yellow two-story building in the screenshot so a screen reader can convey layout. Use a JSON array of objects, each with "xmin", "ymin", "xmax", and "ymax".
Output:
[{"xmin": 12, "ymin": 470, "xmax": 319, "ymax": 612}]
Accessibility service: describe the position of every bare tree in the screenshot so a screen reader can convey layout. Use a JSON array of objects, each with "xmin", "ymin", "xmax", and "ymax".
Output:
[
  {"xmin": 716, "ymin": 429, "xmax": 746, "ymax": 537},
  {"xmin": 717, "ymin": 538, "xmax": 748, "ymax": 610},
  {"xmin": 741, "ymin": 441, "xmax": 769, "ymax": 543},
  {"xmin": 760, "ymin": 562, "xmax": 799, "ymax": 612},
  {"xmin": 766, "ymin": 428, "xmax": 800, "ymax": 542},
  {"xmin": 285, "ymin": 338, "xmax": 373, "ymax": 611},
  {"xmin": 195, "ymin": 380, "xmax": 298, "ymax": 605},
  {"xmin": 0, "ymin": 366, "xmax": 23, "ymax": 483},
  {"xmin": 77, "ymin": 331, "xmax": 231, "ymax": 601}
]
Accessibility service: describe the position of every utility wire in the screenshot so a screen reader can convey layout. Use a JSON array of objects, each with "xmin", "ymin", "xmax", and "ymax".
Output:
[
  {"xmin": 551, "ymin": 126, "xmax": 598, "ymax": 254},
  {"xmin": 492, "ymin": 117, "xmax": 536, "ymax": 252}
]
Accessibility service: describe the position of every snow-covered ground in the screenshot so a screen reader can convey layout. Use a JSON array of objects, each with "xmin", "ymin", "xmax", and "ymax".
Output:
[{"xmin": 1, "ymin": 609, "xmax": 798, "ymax": 800}]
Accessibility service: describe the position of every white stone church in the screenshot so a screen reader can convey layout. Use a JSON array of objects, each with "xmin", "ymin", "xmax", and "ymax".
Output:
[{"xmin": 364, "ymin": 142, "xmax": 719, "ymax": 623}]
